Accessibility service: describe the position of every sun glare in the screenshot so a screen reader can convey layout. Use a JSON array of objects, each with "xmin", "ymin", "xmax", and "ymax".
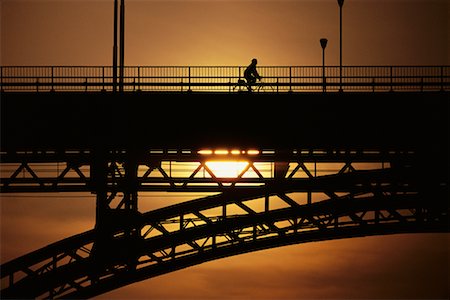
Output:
[{"xmin": 205, "ymin": 161, "xmax": 249, "ymax": 178}]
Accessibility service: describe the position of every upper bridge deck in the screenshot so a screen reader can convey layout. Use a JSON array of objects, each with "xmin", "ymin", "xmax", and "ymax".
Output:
[{"xmin": 1, "ymin": 65, "xmax": 449, "ymax": 156}]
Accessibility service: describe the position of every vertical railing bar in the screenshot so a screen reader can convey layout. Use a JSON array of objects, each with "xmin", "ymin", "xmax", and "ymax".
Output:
[
  {"xmin": 51, "ymin": 66, "xmax": 54, "ymax": 92},
  {"xmin": 188, "ymin": 67, "xmax": 191, "ymax": 92},
  {"xmin": 102, "ymin": 66, "xmax": 106, "ymax": 91},
  {"xmin": 102, "ymin": 66, "xmax": 105, "ymax": 91},
  {"xmin": 58, "ymin": 66, "xmax": 60, "ymax": 91},
  {"xmin": 390, "ymin": 66, "xmax": 393, "ymax": 92},
  {"xmin": 289, "ymin": 66, "xmax": 292, "ymax": 92},
  {"xmin": 138, "ymin": 66, "xmax": 141, "ymax": 91},
  {"xmin": 180, "ymin": 67, "xmax": 183, "ymax": 92}
]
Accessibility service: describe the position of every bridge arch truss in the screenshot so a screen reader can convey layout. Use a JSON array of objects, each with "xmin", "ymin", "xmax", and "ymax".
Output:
[{"xmin": 1, "ymin": 148, "xmax": 448, "ymax": 299}]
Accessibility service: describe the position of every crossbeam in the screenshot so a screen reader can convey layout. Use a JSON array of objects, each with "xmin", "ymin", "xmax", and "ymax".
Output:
[{"xmin": 0, "ymin": 149, "xmax": 433, "ymax": 194}]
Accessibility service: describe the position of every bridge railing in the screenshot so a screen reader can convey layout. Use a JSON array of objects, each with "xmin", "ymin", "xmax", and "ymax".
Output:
[{"xmin": 1, "ymin": 66, "xmax": 449, "ymax": 92}]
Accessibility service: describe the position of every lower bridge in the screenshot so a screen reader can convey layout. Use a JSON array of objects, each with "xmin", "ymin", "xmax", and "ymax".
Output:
[{"xmin": 0, "ymin": 89, "xmax": 449, "ymax": 298}]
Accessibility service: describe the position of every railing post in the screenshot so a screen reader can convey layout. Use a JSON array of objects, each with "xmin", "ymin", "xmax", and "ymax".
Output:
[
  {"xmin": 36, "ymin": 78, "xmax": 39, "ymax": 92},
  {"xmin": 51, "ymin": 67, "xmax": 55, "ymax": 92},
  {"xmin": 440, "ymin": 66, "xmax": 444, "ymax": 92},
  {"xmin": 101, "ymin": 67, "xmax": 106, "ymax": 92},
  {"xmin": 238, "ymin": 66, "xmax": 242, "ymax": 92},
  {"xmin": 289, "ymin": 67, "xmax": 292, "ymax": 93},
  {"xmin": 85, "ymin": 77, "xmax": 88, "ymax": 92},
  {"xmin": 389, "ymin": 66, "xmax": 393, "ymax": 92},
  {"xmin": 188, "ymin": 67, "xmax": 192, "ymax": 92},
  {"xmin": 322, "ymin": 66, "xmax": 326, "ymax": 93},
  {"xmin": 0, "ymin": 66, "xmax": 3, "ymax": 92},
  {"xmin": 372, "ymin": 77, "xmax": 375, "ymax": 93},
  {"xmin": 137, "ymin": 66, "xmax": 141, "ymax": 91}
]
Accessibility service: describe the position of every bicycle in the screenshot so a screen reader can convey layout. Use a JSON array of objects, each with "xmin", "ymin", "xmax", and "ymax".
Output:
[{"xmin": 232, "ymin": 78, "xmax": 275, "ymax": 93}]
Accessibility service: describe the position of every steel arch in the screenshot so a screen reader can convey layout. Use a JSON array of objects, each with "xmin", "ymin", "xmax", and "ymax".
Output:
[{"xmin": 1, "ymin": 167, "xmax": 448, "ymax": 299}]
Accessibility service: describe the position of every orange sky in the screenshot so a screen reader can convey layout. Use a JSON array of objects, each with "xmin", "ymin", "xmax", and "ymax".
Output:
[
  {"xmin": 1, "ymin": 0, "xmax": 449, "ymax": 66},
  {"xmin": 1, "ymin": 192, "xmax": 449, "ymax": 299},
  {"xmin": 1, "ymin": 0, "xmax": 449, "ymax": 299}
]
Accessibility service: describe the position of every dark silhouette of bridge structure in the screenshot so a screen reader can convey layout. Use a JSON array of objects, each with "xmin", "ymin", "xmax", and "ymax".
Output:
[{"xmin": 0, "ymin": 65, "xmax": 449, "ymax": 298}]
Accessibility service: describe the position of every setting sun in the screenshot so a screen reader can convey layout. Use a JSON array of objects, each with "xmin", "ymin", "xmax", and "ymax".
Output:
[{"xmin": 205, "ymin": 161, "xmax": 249, "ymax": 178}]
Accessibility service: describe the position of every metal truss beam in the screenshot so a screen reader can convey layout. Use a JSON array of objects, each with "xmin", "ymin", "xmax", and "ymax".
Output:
[{"xmin": 0, "ymin": 148, "xmax": 439, "ymax": 194}]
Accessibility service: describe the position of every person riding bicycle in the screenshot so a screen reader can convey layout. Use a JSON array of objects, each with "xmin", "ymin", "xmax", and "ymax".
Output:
[{"xmin": 244, "ymin": 58, "xmax": 261, "ymax": 92}]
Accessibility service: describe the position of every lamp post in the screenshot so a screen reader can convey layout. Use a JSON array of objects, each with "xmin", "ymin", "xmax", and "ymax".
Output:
[
  {"xmin": 119, "ymin": 0, "xmax": 125, "ymax": 92},
  {"xmin": 112, "ymin": 0, "xmax": 124, "ymax": 92},
  {"xmin": 112, "ymin": 0, "xmax": 118, "ymax": 92},
  {"xmin": 337, "ymin": 0, "xmax": 344, "ymax": 92},
  {"xmin": 320, "ymin": 38, "xmax": 328, "ymax": 92}
]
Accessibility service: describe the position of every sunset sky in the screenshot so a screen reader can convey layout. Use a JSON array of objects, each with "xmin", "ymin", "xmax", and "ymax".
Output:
[
  {"xmin": 1, "ymin": 0, "xmax": 449, "ymax": 66},
  {"xmin": 1, "ymin": 0, "xmax": 449, "ymax": 299}
]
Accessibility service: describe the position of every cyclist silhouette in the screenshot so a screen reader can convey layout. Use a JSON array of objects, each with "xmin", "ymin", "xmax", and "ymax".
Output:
[{"xmin": 244, "ymin": 58, "xmax": 261, "ymax": 92}]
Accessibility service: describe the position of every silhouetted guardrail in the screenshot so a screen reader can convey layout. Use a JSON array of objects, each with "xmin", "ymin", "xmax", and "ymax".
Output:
[{"xmin": 1, "ymin": 66, "xmax": 449, "ymax": 92}]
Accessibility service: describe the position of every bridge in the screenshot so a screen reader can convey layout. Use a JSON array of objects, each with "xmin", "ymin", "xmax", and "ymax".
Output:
[{"xmin": 0, "ymin": 65, "xmax": 449, "ymax": 299}]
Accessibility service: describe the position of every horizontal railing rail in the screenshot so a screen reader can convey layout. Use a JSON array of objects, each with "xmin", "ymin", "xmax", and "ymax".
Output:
[{"xmin": 1, "ymin": 66, "xmax": 449, "ymax": 93}]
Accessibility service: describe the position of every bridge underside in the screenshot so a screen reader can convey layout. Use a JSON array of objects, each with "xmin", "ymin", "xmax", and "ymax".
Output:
[
  {"xmin": 1, "ymin": 91, "xmax": 448, "ymax": 151},
  {"xmin": 1, "ymin": 91, "xmax": 449, "ymax": 299}
]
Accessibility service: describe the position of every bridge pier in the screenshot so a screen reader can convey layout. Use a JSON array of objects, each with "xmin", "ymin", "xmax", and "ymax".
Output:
[
  {"xmin": 91, "ymin": 149, "xmax": 109, "ymax": 230},
  {"xmin": 90, "ymin": 149, "xmax": 143, "ymax": 277}
]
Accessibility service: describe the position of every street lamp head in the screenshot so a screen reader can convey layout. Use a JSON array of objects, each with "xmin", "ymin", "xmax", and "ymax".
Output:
[
  {"xmin": 337, "ymin": 0, "xmax": 344, "ymax": 7},
  {"xmin": 320, "ymin": 38, "xmax": 328, "ymax": 49}
]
